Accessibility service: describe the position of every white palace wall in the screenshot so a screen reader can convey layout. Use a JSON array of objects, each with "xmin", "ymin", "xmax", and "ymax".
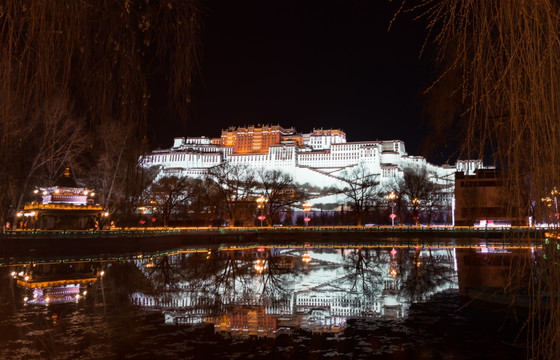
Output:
[{"xmin": 141, "ymin": 131, "xmax": 482, "ymax": 196}]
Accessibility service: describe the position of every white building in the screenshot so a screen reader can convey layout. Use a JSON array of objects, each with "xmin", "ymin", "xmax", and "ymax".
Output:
[{"xmin": 141, "ymin": 125, "xmax": 483, "ymax": 202}]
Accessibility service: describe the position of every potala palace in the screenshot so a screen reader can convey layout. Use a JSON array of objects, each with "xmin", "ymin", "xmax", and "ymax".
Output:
[{"xmin": 141, "ymin": 124, "xmax": 482, "ymax": 194}]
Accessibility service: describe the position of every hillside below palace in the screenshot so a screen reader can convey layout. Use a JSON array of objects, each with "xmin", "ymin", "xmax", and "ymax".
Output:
[{"xmin": 141, "ymin": 124, "xmax": 482, "ymax": 192}]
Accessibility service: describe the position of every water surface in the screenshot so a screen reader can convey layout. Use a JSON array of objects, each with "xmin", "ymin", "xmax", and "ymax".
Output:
[{"xmin": 0, "ymin": 238, "xmax": 534, "ymax": 359}]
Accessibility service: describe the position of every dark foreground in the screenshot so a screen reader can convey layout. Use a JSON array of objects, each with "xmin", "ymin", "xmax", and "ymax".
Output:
[{"xmin": 0, "ymin": 290, "xmax": 526, "ymax": 359}]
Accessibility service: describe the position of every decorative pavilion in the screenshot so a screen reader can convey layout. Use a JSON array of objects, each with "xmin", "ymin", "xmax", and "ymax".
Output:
[{"xmin": 19, "ymin": 168, "xmax": 106, "ymax": 230}]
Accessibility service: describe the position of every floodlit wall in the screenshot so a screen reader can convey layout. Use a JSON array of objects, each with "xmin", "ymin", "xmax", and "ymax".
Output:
[{"xmin": 141, "ymin": 126, "xmax": 483, "ymax": 196}]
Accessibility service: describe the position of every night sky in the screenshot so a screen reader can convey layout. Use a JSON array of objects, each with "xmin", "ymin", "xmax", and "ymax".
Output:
[{"xmin": 151, "ymin": 0, "xmax": 437, "ymax": 159}]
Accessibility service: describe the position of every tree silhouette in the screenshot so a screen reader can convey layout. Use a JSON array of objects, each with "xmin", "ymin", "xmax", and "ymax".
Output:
[{"xmin": 0, "ymin": 1, "xmax": 201, "ymax": 225}]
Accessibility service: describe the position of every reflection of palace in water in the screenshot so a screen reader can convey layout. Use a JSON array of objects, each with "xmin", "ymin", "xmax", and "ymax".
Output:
[{"xmin": 129, "ymin": 247, "xmax": 458, "ymax": 338}]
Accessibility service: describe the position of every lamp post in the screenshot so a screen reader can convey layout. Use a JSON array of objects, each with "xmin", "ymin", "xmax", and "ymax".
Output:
[
  {"xmin": 303, "ymin": 201, "xmax": 312, "ymax": 226},
  {"xmin": 542, "ymin": 195, "xmax": 554, "ymax": 226},
  {"xmin": 412, "ymin": 198, "xmax": 420, "ymax": 227},
  {"xmin": 386, "ymin": 191, "xmax": 397, "ymax": 227},
  {"xmin": 552, "ymin": 187, "xmax": 559, "ymax": 225},
  {"xmin": 256, "ymin": 195, "xmax": 267, "ymax": 226}
]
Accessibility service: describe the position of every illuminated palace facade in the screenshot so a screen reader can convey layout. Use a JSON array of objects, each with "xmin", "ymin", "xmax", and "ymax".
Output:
[{"xmin": 141, "ymin": 124, "xmax": 482, "ymax": 190}]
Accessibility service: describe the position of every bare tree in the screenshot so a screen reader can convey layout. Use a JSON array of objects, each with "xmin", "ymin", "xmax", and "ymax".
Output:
[
  {"xmin": 255, "ymin": 169, "xmax": 304, "ymax": 226},
  {"xmin": 88, "ymin": 122, "xmax": 138, "ymax": 214},
  {"xmin": 146, "ymin": 175, "xmax": 190, "ymax": 227},
  {"xmin": 388, "ymin": 166, "xmax": 450, "ymax": 225},
  {"xmin": 206, "ymin": 164, "xmax": 257, "ymax": 227},
  {"xmin": 338, "ymin": 164, "xmax": 380, "ymax": 226},
  {"xmin": 12, "ymin": 94, "xmax": 88, "ymax": 220}
]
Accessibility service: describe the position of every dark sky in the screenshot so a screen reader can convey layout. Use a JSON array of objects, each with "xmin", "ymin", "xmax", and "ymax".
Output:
[{"xmin": 153, "ymin": 0, "xmax": 436, "ymax": 158}]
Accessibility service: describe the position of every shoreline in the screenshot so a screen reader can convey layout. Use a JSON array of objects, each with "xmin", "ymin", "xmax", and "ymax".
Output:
[{"xmin": 0, "ymin": 226, "xmax": 545, "ymax": 266}]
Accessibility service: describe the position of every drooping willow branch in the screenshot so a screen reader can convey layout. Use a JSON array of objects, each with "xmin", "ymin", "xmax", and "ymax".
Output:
[
  {"xmin": 397, "ymin": 1, "xmax": 560, "ymax": 358},
  {"xmin": 0, "ymin": 0, "xmax": 201, "ymax": 219}
]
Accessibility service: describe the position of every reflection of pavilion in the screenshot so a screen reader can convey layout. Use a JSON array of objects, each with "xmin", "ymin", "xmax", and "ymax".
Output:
[{"xmin": 13, "ymin": 262, "xmax": 98, "ymax": 305}]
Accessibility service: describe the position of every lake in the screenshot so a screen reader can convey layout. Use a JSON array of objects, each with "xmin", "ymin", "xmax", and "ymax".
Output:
[{"xmin": 0, "ymin": 237, "xmax": 538, "ymax": 359}]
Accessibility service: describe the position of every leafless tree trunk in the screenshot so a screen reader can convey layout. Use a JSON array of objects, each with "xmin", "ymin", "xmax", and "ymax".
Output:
[
  {"xmin": 255, "ymin": 169, "xmax": 303, "ymax": 226},
  {"xmin": 338, "ymin": 164, "xmax": 380, "ymax": 226},
  {"xmin": 206, "ymin": 164, "xmax": 257, "ymax": 227},
  {"xmin": 13, "ymin": 94, "xmax": 88, "ymax": 224}
]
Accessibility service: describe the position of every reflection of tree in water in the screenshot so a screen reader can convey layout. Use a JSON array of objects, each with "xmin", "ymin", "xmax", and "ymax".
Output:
[
  {"xmin": 140, "ymin": 253, "xmax": 223, "ymax": 310},
  {"xmin": 254, "ymin": 249, "xmax": 293, "ymax": 302},
  {"xmin": 210, "ymin": 250, "xmax": 255, "ymax": 303},
  {"xmin": 341, "ymin": 247, "xmax": 456, "ymax": 303},
  {"xmin": 342, "ymin": 247, "xmax": 385, "ymax": 296},
  {"xmin": 146, "ymin": 255, "xmax": 176, "ymax": 290},
  {"xmin": 398, "ymin": 248, "xmax": 456, "ymax": 303},
  {"xmin": 0, "ymin": 268, "xmax": 17, "ymax": 315}
]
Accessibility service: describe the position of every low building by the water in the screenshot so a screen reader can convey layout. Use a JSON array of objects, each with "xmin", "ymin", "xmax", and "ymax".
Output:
[
  {"xmin": 19, "ymin": 168, "xmax": 107, "ymax": 230},
  {"xmin": 454, "ymin": 168, "xmax": 527, "ymax": 226}
]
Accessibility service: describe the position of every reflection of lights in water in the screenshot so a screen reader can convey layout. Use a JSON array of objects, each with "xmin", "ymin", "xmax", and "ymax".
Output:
[
  {"xmin": 25, "ymin": 285, "xmax": 85, "ymax": 305},
  {"xmin": 254, "ymin": 259, "xmax": 265, "ymax": 273},
  {"xmin": 388, "ymin": 268, "xmax": 398, "ymax": 278},
  {"xmin": 145, "ymin": 262, "xmax": 155, "ymax": 268},
  {"xmin": 302, "ymin": 252, "xmax": 311, "ymax": 264}
]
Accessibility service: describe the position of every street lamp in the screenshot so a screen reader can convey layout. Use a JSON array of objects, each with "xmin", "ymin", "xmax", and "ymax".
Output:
[
  {"xmin": 256, "ymin": 195, "xmax": 267, "ymax": 226},
  {"xmin": 551, "ymin": 187, "xmax": 559, "ymax": 225},
  {"xmin": 386, "ymin": 191, "xmax": 397, "ymax": 227},
  {"xmin": 412, "ymin": 198, "xmax": 420, "ymax": 227},
  {"xmin": 303, "ymin": 201, "xmax": 312, "ymax": 226},
  {"xmin": 542, "ymin": 195, "xmax": 554, "ymax": 226}
]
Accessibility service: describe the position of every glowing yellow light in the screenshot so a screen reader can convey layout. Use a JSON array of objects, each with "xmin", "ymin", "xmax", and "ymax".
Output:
[
  {"xmin": 99, "ymin": 271, "xmax": 105, "ymax": 277},
  {"xmin": 23, "ymin": 297, "xmax": 28, "ymax": 302},
  {"xmin": 254, "ymin": 259, "xmax": 265, "ymax": 273}
]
